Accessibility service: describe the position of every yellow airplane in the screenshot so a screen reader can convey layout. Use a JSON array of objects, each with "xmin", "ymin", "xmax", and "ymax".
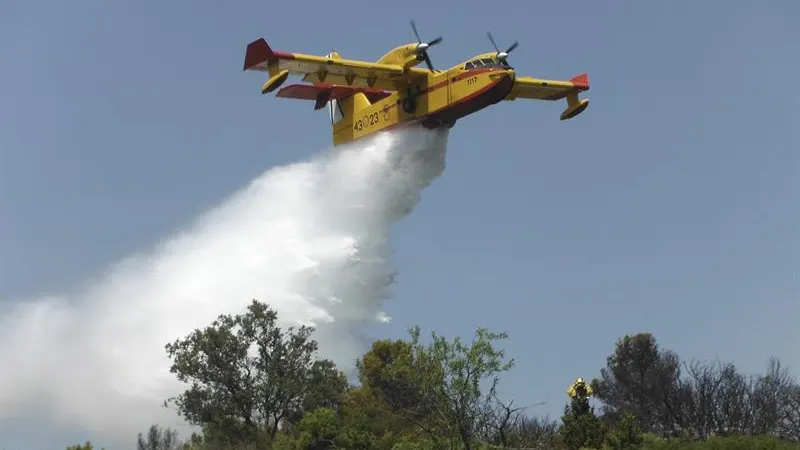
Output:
[{"xmin": 243, "ymin": 22, "xmax": 590, "ymax": 146}]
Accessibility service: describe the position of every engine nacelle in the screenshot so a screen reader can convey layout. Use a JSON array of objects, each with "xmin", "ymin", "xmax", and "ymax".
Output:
[{"xmin": 261, "ymin": 69, "xmax": 289, "ymax": 94}]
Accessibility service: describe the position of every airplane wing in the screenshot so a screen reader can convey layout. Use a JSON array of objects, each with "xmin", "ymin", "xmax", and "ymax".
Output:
[
  {"xmin": 243, "ymin": 38, "xmax": 426, "ymax": 90},
  {"xmin": 506, "ymin": 73, "xmax": 590, "ymax": 120},
  {"xmin": 276, "ymin": 83, "xmax": 392, "ymax": 110}
]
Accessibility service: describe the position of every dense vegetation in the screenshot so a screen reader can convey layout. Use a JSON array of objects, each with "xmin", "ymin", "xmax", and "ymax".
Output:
[{"xmin": 69, "ymin": 300, "xmax": 800, "ymax": 450}]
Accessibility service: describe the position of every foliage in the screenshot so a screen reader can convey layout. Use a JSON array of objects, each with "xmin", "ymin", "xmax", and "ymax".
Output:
[
  {"xmin": 65, "ymin": 443, "xmax": 104, "ymax": 450},
  {"xmin": 560, "ymin": 394, "xmax": 607, "ymax": 450},
  {"xmin": 137, "ymin": 424, "xmax": 183, "ymax": 450},
  {"xmin": 591, "ymin": 333, "xmax": 800, "ymax": 442},
  {"xmin": 272, "ymin": 407, "xmax": 340, "ymax": 450},
  {"xmin": 407, "ymin": 325, "xmax": 515, "ymax": 450},
  {"xmin": 356, "ymin": 338, "xmax": 422, "ymax": 412},
  {"xmin": 591, "ymin": 333, "xmax": 682, "ymax": 434},
  {"xmin": 64, "ymin": 299, "xmax": 800, "ymax": 450},
  {"xmin": 604, "ymin": 413, "xmax": 643, "ymax": 450},
  {"xmin": 637, "ymin": 434, "xmax": 800, "ymax": 450},
  {"xmin": 164, "ymin": 300, "xmax": 348, "ymax": 445}
]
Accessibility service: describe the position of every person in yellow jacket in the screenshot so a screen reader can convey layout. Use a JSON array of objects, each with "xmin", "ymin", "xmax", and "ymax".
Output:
[{"xmin": 567, "ymin": 377, "xmax": 593, "ymax": 400}]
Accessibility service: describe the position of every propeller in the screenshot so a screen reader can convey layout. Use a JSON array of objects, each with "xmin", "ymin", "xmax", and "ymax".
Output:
[
  {"xmin": 410, "ymin": 20, "xmax": 442, "ymax": 71},
  {"xmin": 487, "ymin": 31, "xmax": 518, "ymax": 66}
]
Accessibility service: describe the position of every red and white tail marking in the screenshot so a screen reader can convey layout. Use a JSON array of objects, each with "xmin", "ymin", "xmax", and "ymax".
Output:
[{"xmin": 243, "ymin": 38, "xmax": 295, "ymax": 71}]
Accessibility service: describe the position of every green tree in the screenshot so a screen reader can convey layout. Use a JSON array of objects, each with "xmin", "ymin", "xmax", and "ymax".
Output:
[
  {"xmin": 593, "ymin": 333, "xmax": 800, "ymax": 440},
  {"xmin": 409, "ymin": 326, "xmax": 515, "ymax": 450},
  {"xmin": 272, "ymin": 407, "xmax": 340, "ymax": 450},
  {"xmin": 560, "ymin": 381, "xmax": 607, "ymax": 450},
  {"xmin": 136, "ymin": 424, "xmax": 183, "ymax": 450},
  {"xmin": 356, "ymin": 338, "xmax": 424, "ymax": 414},
  {"xmin": 592, "ymin": 333, "xmax": 682, "ymax": 434},
  {"xmin": 274, "ymin": 404, "xmax": 405, "ymax": 450},
  {"xmin": 66, "ymin": 443, "xmax": 104, "ymax": 450},
  {"xmin": 338, "ymin": 385, "xmax": 397, "ymax": 439},
  {"xmin": 604, "ymin": 413, "xmax": 643, "ymax": 450},
  {"xmin": 351, "ymin": 337, "xmax": 434, "ymax": 439},
  {"xmin": 164, "ymin": 300, "xmax": 348, "ymax": 444}
]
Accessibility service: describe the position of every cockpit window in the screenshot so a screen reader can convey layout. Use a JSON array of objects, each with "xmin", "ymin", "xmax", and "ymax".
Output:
[{"xmin": 464, "ymin": 58, "xmax": 509, "ymax": 70}]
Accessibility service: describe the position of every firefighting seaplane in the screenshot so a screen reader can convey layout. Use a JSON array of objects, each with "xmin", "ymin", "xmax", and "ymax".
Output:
[{"xmin": 243, "ymin": 21, "xmax": 590, "ymax": 146}]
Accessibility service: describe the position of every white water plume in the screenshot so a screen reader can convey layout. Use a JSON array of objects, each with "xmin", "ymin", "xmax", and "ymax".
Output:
[{"xmin": 0, "ymin": 127, "xmax": 449, "ymax": 448}]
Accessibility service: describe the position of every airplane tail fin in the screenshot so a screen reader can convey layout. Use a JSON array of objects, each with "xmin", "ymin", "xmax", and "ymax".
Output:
[
  {"xmin": 328, "ymin": 91, "xmax": 372, "ymax": 143},
  {"xmin": 324, "ymin": 50, "xmax": 374, "ymax": 139}
]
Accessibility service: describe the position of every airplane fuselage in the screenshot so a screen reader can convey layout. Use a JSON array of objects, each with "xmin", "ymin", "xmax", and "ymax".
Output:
[{"xmin": 331, "ymin": 58, "xmax": 515, "ymax": 145}]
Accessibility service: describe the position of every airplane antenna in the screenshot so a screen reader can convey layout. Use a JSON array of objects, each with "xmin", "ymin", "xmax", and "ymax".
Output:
[
  {"xmin": 410, "ymin": 20, "xmax": 442, "ymax": 71},
  {"xmin": 487, "ymin": 31, "xmax": 518, "ymax": 66}
]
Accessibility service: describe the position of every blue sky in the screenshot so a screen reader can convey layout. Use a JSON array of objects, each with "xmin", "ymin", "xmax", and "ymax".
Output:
[{"xmin": 2, "ymin": 0, "xmax": 798, "ymax": 447}]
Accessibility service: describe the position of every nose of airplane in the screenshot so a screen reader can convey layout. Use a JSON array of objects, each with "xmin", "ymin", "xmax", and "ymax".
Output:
[{"xmin": 490, "ymin": 68, "xmax": 515, "ymax": 83}]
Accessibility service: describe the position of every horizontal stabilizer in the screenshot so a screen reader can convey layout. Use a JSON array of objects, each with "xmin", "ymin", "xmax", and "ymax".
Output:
[
  {"xmin": 276, "ymin": 83, "xmax": 391, "ymax": 109},
  {"xmin": 243, "ymin": 38, "xmax": 297, "ymax": 71},
  {"xmin": 506, "ymin": 72, "xmax": 590, "ymax": 101}
]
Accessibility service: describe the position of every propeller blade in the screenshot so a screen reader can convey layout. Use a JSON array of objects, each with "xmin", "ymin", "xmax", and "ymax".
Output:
[
  {"xmin": 487, "ymin": 31, "xmax": 500, "ymax": 52},
  {"xmin": 424, "ymin": 53, "xmax": 434, "ymax": 71},
  {"xmin": 410, "ymin": 20, "xmax": 421, "ymax": 42},
  {"xmin": 409, "ymin": 20, "xmax": 440, "ymax": 71},
  {"xmin": 487, "ymin": 31, "xmax": 518, "ymax": 65}
]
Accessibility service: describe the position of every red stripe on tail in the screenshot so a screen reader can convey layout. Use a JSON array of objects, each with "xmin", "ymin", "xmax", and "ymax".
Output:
[{"xmin": 570, "ymin": 73, "xmax": 590, "ymax": 90}]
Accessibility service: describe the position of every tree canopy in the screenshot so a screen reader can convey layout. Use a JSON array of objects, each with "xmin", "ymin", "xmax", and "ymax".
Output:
[
  {"xmin": 66, "ymin": 301, "xmax": 799, "ymax": 450},
  {"xmin": 163, "ymin": 300, "xmax": 348, "ymax": 445}
]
